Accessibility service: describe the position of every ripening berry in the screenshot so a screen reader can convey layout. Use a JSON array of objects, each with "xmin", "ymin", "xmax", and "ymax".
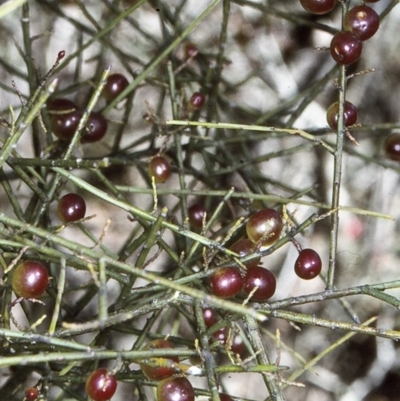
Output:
[
  {"xmin": 11, "ymin": 260, "xmax": 49, "ymax": 299},
  {"xmin": 148, "ymin": 156, "xmax": 171, "ymax": 183},
  {"xmin": 85, "ymin": 368, "xmax": 117, "ymax": 401}
]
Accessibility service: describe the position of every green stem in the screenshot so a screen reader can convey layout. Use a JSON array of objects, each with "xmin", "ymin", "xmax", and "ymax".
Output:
[{"xmin": 243, "ymin": 315, "xmax": 286, "ymax": 401}]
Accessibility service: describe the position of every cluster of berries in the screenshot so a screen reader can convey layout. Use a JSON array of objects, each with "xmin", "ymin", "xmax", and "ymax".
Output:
[
  {"xmin": 299, "ymin": 1, "xmax": 381, "ymax": 139},
  {"xmin": 210, "ymin": 208, "xmax": 322, "ymax": 304}
]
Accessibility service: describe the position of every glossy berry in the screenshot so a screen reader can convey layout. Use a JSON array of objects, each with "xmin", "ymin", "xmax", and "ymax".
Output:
[
  {"xmin": 156, "ymin": 377, "xmax": 194, "ymax": 401},
  {"xmin": 139, "ymin": 339, "xmax": 179, "ymax": 381},
  {"xmin": 102, "ymin": 73, "xmax": 129, "ymax": 103},
  {"xmin": 384, "ymin": 134, "xmax": 400, "ymax": 162},
  {"xmin": 48, "ymin": 98, "xmax": 81, "ymax": 141},
  {"xmin": 188, "ymin": 203, "xmax": 207, "ymax": 228},
  {"xmin": 230, "ymin": 238, "xmax": 261, "ymax": 268},
  {"xmin": 211, "ymin": 328, "xmax": 245, "ymax": 356},
  {"xmin": 11, "ymin": 260, "xmax": 48, "ymax": 299},
  {"xmin": 344, "ymin": 5, "xmax": 379, "ymax": 41},
  {"xmin": 185, "ymin": 43, "xmax": 198, "ymax": 58},
  {"xmin": 246, "ymin": 208, "xmax": 282, "ymax": 246},
  {"xmin": 242, "ymin": 266, "xmax": 276, "ymax": 302},
  {"xmin": 25, "ymin": 387, "xmax": 39, "ymax": 401},
  {"xmin": 330, "ymin": 31, "xmax": 363, "ymax": 65},
  {"xmin": 148, "ymin": 156, "xmax": 171, "ymax": 183},
  {"xmin": 189, "ymin": 92, "xmax": 205, "ymax": 109},
  {"xmin": 326, "ymin": 101, "xmax": 358, "ymax": 130},
  {"xmin": 85, "ymin": 368, "xmax": 117, "ymax": 401},
  {"xmin": 294, "ymin": 248, "xmax": 322, "ymax": 280},
  {"xmin": 81, "ymin": 112, "xmax": 108, "ymax": 143},
  {"xmin": 230, "ymin": 334, "xmax": 246, "ymax": 356},
  {"xmin": 202, "ymin": 308, "xmax": 219, "ymax": 328},
  {"xmin": 57, "ymin": 193, "xmax": 86, "ymax": 223},
  {"xmin": 210, "ymin": 267, "xmax": 243, "ymax": 298},
  {"xmin": 212, "ymin": 326, "xmax": 229, "ymax": 345},
  {"xmin": 299, "ymin": 0, "xmax": 337, "ymax": 15}
]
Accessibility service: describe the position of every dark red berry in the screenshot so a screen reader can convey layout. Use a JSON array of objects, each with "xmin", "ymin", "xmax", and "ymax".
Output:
[
  {"xmin": 102, "ymin": 73, "xmax": 129, "ymax": 103},
  {"xmin": 57, "ymin": 50, "xmax": 66, "ymax": 60},
  {"xmin": 202, "ymin": 308, "xmax": 219, "ymax": 328},
  {"xmin": 230, "ymin": 238, "xmax": 261, "ymax": 268},
  {"xmin": 294, "ymin": 248, "xmax": 322, "ymax": 280},
  {"xmin": 57, "ymin": 193, "xmax": 86, "ymax": 223},
  {"xmin": 246, "ymin": 208, "xmax": 282, "ymax": 246},
  {"xmin": 139, "ymin": 339, "xmax": 179, "ymax": 381},
  {"xmin": 230, "ymin": 334, "xmax": 246, "ymax": 356},
  {"xmin": 384, "ymin": 134, "xmax": 400, "ymax": 162},
  {"xmin": 48, "ymin": 98, "xmax": 81, "ymax": 141},
  {"xmin": 81, "ymin": 112, "xmax": 108, "ymax": 143},
  {"xmin": 25, "ymin": 387, "xmax": 39, "ymax": 401},
  {"xmin": 85, "ymin": 368, "xmax": 117, "ymax": 401},
  {"xmin": 210, "ymin": 328, "xmax": 245, "ymax": 356},
  {"xmin": 156, "ymin": 377, "xmax": 194, "ymax": 401},
  {"xmin": 326, "ymin": 101, "xmax": 358, "ymax": 130},
  {"xmin": 188, "ymin": 204, "xmax": 207, "ymax": 228},
  {"xmin": 212, "ymin": 326, "xmax": 229, "ymax": 345},
  {"xmin": 148, "ymin": 156, "xmax": 171, "ymax": 183},
  {"xmin": 11, "ymin": 260, "xmax": 49, "ymax": 299},
  {"xmin": 210, "ymin": 267, "xmax": 243, "ymax": 299},
  {"xmin": 242, "ymin": 266, "xmax": 276, "ymax": 302},
  {"xmin": 299, "ymin": 0, "xmax": 337, "ymax": 15},
  {"xmin": 330, "ymin": 31, "xmax": 363, "ymax": 65},
  {"xmin": 189, "ymin": 92, "xmax": 205, "ymax": 109},
  {"xmin": 185, "ymin": 43, "xmax": 198, "ymax": 58},
  {"xmin": 344, "ymin": 5, "xmax": 379, "ymax": 41}
]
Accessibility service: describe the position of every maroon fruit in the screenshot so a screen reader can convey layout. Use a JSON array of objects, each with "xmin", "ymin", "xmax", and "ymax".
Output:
[
  {"xmin": 212, "ymin": 326, "xmax": 229, "ymax": 345},
  {"xmin": 210, "ymin": 267, "xmax": 243, "ymax": 299},
  {"xmin": 330, "ymin": 31, "xmax": 363, "ymax": 65},
  {"xmin": 148, "ymin": 156, "xmax": 171, "ymax": 183},
  {"xmin": 246, "ymin": 208, "xmax": 282, "ymax": 246},
  {"xmin": 344, "ymin": 5, "xmax": 379, "ymax": 41},
  {"xmin": 189, "ymin": 92, "xmax": 205, "ymax": 109},
  {"xmin": 242, "ymin": 266, "xmax": 276, "ymax": 302},
  {"xmin": 185, "ymin": 43, "xmax": 198, "ymax": 58},
  {"xmin": 25, "ymin": 387, "xmax": 39, "ymax": 401},
  {"xmin": 102, "ymin": 73, "xmax": 129, "ymax": 103},
  {"xmin": 299, "ymin": 0, "xmax": 337, "ymax": 15},
  {"xmin": 57, "ymin": 193, "xmax": 86, "ymax": 223},
  {"xmin": 326, "ymin": 101, "xmax": 358, "ymax": 130},
  {"xmin": 202, "ymin": 308, "xmax": 219, "ymax": 328},
  {"xmin": 230, "ymin": 238, "xmax": 261, "ymax": 268},
  {"xmin": 48, "ymin": 98, "xmax": 81, "ymax": 141},
  {"xmin": 384, "ymin": 134, "xmax": 400, "ymax": 162},
  {"xmin": 81, "ymin": 112, "xmax": 108, "ymax": 143},
  {"xmin": 294, "ymin": 248, "xmax": 322, "ymax": 280},
  {"xmin": 230, "ymin": 334, "xmax": 246, "ymax": 356},
  {"xmin": 139, "ymin": 339, "xmax": 179, "ymax": 381},
  {"xmin": 85, "ymin": 368, "xmax": 117, "ymax": 401},
  {"xmin": 157, "ymin": 377, "xmax": 194, "ymax": 401},
  {"xmin": 11, "ymin": 260, "xmax": 49, "ymax": 299},
  {"xmin": 188, "ymin": 204, "xmax": 207, "ymax": 228}
]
